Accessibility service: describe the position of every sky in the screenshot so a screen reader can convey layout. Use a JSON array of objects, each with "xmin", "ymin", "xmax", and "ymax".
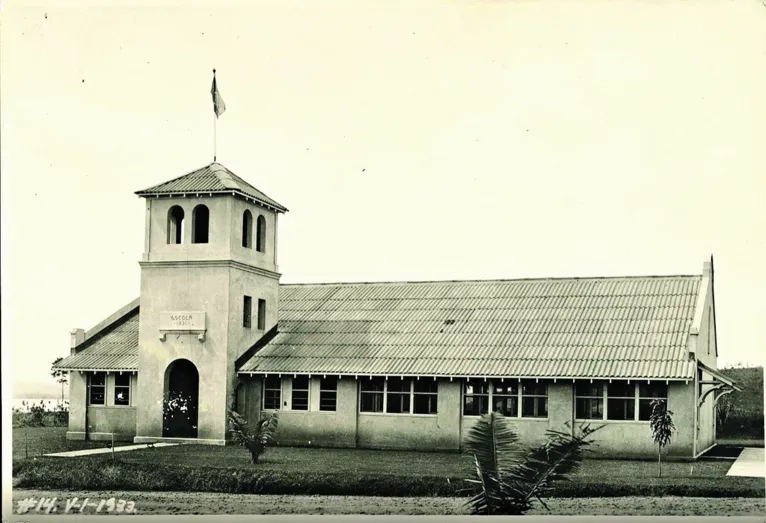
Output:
[{"xmin": 2, "ymin": 0, "xmax": 765, "ymax": 397}]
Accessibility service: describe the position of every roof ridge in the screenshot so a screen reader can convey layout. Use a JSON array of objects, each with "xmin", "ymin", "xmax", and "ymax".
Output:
[{"xmin": 280, "ymin": 274, "xmax": 703, "ymax": 287}]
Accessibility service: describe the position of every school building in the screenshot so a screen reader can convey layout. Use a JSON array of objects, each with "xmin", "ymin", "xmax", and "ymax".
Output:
[{"xmin": 52, "ymin": 161, "xmax": 740, "ymax": 459}]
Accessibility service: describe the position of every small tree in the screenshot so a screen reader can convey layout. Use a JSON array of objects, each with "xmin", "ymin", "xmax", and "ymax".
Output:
[
  {"xmin": 228, "ymin": 410, "xmax": 279, "ymax": 464},
  {"xmin": 649, "ymin": 398, "xmax": 675, "ymax": 478},
  {"xmin": 51, "ymin": 358, "xmax": 68, "ymax": 403}
]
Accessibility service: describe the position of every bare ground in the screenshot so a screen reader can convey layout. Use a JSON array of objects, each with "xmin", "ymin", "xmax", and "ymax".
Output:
[{"xmin": 11, "ymin": 489, "xmax": 766, "ymax": 516}]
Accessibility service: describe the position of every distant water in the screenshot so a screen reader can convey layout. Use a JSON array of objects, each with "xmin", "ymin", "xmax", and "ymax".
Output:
[{"xmin": 12, "ymin": 398, "xmax": 69, "ymax": 411}]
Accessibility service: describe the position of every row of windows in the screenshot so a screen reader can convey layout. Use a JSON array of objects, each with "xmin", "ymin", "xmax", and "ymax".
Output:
[
  {"xmin": 463, "ymin": 381, "xmax": 548, "ymax": 418},
  {"xmin": 243, "ymin": 296, "xmax": 266, "ymax": 330},
  {"xmin": 167, "ymin": 205, "xmax": 266, "ymax": 252},
  {"xmin": 574, "ymin": 381, "xmax": 667, "ymax": 421},
  {"xmin": 263, "ymin": 376, "xmax": 338, "ymax": 411},
  {"xmin": 261, "ymin": 377, "xmax": 669, "ymax": 421},
  {"xmin": 87, "ymin": 373, "xmax": 132, "ymax": 406}
]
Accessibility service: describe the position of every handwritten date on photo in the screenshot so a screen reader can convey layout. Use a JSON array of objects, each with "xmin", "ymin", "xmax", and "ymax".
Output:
[{"xmin": 16, "ymin": 497, "xmax": 137, "ymax": 514}]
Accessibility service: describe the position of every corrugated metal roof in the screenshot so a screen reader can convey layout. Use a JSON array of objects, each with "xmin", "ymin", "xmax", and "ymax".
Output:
[
  {"xmin": 248, "ymin": 276, "xmax": 702, "ymax": 380},
  {"xmin": 54, "ymin": 275, "xmax": 703, "ymax": 379},
  {"xmin": 135, "ymin": 162, "xmax": 288, "ymax": 212},
  {"xmin": 54, "ymin": 312, "xmax": 139, "ymax": 371}
]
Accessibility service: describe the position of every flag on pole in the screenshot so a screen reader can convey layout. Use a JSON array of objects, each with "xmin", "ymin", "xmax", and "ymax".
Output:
[{"xmin": 211, "ymin": 69, "xmax": 226, "ymax": 118}]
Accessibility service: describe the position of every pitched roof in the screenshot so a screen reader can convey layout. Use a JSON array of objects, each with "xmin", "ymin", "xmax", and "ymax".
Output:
[
  {"xmin": 55, "ymin": 275, "xmax": 704, "ymax": 380},
  {"xmin": 56, "ymin": 308, "xmax": 139, "ymax": 371},
  {"xmin": 135, "ymin": 162, "xmax": 288, "ymax": 213}
]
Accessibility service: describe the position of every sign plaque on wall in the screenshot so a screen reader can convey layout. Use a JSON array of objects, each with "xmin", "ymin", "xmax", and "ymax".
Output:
[{"xmin": 159, "ymin": 311, "xmax": 206, "ymax": 342}]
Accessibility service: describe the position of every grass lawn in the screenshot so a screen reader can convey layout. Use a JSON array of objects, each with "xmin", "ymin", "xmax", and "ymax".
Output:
[
  {"xmin": 93, "ymin": 442, "xmax": 741, "ymax": 481},
  {"xmin": 11, "ymin": 426, "xmax": 133, "ymax": 460},
  {"xmin": 12, "ymin": 426, "xmax": 764, "ymax": 498}
]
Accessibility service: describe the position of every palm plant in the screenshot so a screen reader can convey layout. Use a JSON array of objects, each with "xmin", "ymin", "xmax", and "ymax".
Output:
[
  {"xmin": 463, "ymin": 412, "xmax": 600, "ymax": 515},
  {"xmin": 649, "ymin": 398, "xmax": 675, "ymax": 478},
  {"xmin": 228, "ymin": 410, "xmax": 280, "ymax": 464}
]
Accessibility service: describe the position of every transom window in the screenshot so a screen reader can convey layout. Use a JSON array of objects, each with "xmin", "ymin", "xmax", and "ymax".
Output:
[
  {"xmin": 359, "ymin": 377, "xmax": 438, "ymax": 415},
  {"xmin": 263, "ymin": 376, "xmax": 282, "ymax": 410},
  {"xmin": 463, "ymin": 379, "xmax": 548, "ymax": 418},
  {"xmin": 88, "ymin": 372, "xmax": 106, "ymax": 406},
  {"xmin": 575, "ymin": 380, "xmax": 668, "ymax": 421}
]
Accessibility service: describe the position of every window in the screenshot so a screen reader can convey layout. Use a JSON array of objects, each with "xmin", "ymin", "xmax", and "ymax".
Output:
[
  {"xmin": 291, "ymin": 375, "xmax": 309, "ymax": 411},
  {"xmin": 575, "ymin": 382, "xmax": 604, "ymax": 420},
  {"xmin": 319, "ymin": 376, "xmax": 338, "ymax": 411},
  {"xmin": 522, "ymin": 382, "xmax": 548, "ymax": 418},
  {"xmin": 263, "ymin": 376, "xmax": 281, "ymax": 410},
  {"xmin": 638, "ymin": 382, "xmax": 668, "ymax": 421},
  {"xmin": 386, "ymin": 377, "xmax": 411, "ymax": 414},
  {"xmin": 257, "ymin": 299, "xmax": 266, "ymax": 330},
  {"xmin": 493, "ymin": 382, "xmax": 518, "ymax": 416},
  {"xmin": 192, "ymin": 204, "xmax": 209, "ymax": 244},
  {"xmin": 242, "ymin": 210, "xmax": 253, "ymax": 248},
  {"xmin": 463, "ymin": 379, "xmax": 548, "ymax": 417},
  {"xmin": 463, "ymin": 382, "xmax": 490, "ymax": 416},
  {"xmin": 576, "ymin": 380, "xmax": 668, "ymax": 421},
  {"xmin": 114, "ymin": 373, "xmax": 131, "ymax": 406},
  {"xmin": 360, "ymin": 377, "xmax": 385, "ymax": 413},
  {"xmin": 88, "ymin": 372, "xmax": 106, "ymax": 405},
  {"xmin": 413, "ymin": 380, "xmax": 438, "ymax": 414},
  {"xmin": 607, "ymin": 382, "xmax": 635, "ymax": 421},
  {"xmin": 167, "ymin": 206, "xmax": 185, "ymax": 244},
  {"xmin": 256, "ymin": 215, "xmax": 266, "ymax": 252},
  {"xmin": 243, "ymin": 296, "xmax": 252, "ymax": 328},
  {"xmin": 360, "ymin": 377, "xmax": 439, "ymax": 414}
]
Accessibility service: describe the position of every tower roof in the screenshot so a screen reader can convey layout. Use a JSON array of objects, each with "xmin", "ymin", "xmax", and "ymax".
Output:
[{"xmin": 135, "ymin": 162, "xmax": 288, "ymax": 213}]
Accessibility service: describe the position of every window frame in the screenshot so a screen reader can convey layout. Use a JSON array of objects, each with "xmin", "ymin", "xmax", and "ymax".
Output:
[
  {"xmin": 256, "ymin": 215, "xmax": 266, "ymax": 253},
  {"xmin": 413, "ymin": 379, "xmax": 438, "ymax": 415},
  {"xmin": 167, "ymin": 205, "xmax": 185, "ymax": 244},
  {"xmin": 114, "ymin": 373, "xmax": 131, "ymax": 407},
  {"xmin": 359, "ymin": 377, "xmax": 438, "ymax": 416},
  {"xmin": 290, "ymin": 375, "xmax": 310, "ymax": 411},
  {"xmin": 521, "ymin": 381, "xmax": 548, "ymax": 418},
  {"xmin": 262, "ymin": 376, "xmax": 282, "ymax": 410},
  {"xmin": 243, "ymin": 295, "xmax": 252, "ymax": 329},
  {"xmin": 575, "ymin": 380, "xmax": 668, "ymax": 422},
  {"xmin": 191, "ymin": 204, "xmax": 210, "ymax": 244},
  {"xmin": 257, "ymin": 299, "xmax": 266, "ymax": 330},
  {"xmin": 87, "ymin": 372, "xmax": 106, "ymax": 406},
  {"xmin": 319, "ymin": 376, "xmax": 338, "ymax": 412},
  {"xmin": 242, "ymin": 210, "xmax": 253, "ymax": 249},
  {"xmin": 638, "ymin": 382, "xmax": 669, "ymax": 421},
  {"xmin": 462, "ymin": 379, "xmax": 549, "ymax": 418},
  {"xmin": 606, "ymin": 382, "xmax": 636, "ymax": 421}
]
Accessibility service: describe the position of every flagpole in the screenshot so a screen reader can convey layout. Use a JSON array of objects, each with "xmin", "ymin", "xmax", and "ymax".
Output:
[{"xmin": 213, "ymin": 68, "xmax": 217, "ymax": 162}]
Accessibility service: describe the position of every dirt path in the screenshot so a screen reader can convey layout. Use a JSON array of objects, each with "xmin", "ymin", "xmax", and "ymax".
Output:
[{"xmin": 11, "ymin": 489, "xmax": 766, "ymax": 516}]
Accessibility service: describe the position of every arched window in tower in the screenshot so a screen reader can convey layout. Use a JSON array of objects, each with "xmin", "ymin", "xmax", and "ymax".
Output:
[
  {"xmin": 256, "ymin": 215, "xmax": 266, "ymax": 253},
  {"xmin": 192, "ymin": 204, "xmax": 210, "ymax": 244},
  {"xmin": 242, "ymin": 210, "xmax": 253, "ymax": 249},
  {"xmin": 167, "ymin": 206, "xmax": 185, "ymax": 244}
]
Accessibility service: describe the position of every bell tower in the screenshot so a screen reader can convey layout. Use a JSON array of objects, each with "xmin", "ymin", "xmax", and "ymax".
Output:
[{"xmin": 132, "ymin": 162, "xmax": 288, "ymax": 444}]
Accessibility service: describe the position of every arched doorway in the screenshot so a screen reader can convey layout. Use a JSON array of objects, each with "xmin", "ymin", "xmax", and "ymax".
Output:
[{"xmin": 163, "ymin": 359, "xmax": 199, "ymax": 438}]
